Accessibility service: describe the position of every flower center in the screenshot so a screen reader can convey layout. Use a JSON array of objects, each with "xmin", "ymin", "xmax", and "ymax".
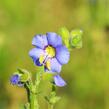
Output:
[
  {"xmin": 45, "ymin": 46, "xmax": 55, "ymax": 57},
  {"xmin": 39, "ymin": 46, "xmax": 55, "ymax": 69}
]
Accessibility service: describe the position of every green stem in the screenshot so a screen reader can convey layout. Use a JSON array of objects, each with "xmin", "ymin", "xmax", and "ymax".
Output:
[
  {"xmin": 25, "ymin": 68, "xmax": 44, "ymax": 109},
  {"xmin": 30, "ymin": 68, "xmax": 44, "ymax": 109},
  {"xmin": 30, "ymin": 91, "xmax": 39, "ymax": 109},
  {"xmin": 51, "ymin": 83, "xmax": 56, "ymax": 92},
  {"xmin": 35, "ymin": 68, "xmax": 43, "ymax": 88}
]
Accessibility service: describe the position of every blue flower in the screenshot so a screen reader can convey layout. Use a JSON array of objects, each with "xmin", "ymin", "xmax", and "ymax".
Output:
[
  {"xmin": 29, "ymin": 32, "xmax": 70, "ymax": 87},
  {"xmin": 10, "ymin": 74, "xmax": 23, "ymax": 86}
]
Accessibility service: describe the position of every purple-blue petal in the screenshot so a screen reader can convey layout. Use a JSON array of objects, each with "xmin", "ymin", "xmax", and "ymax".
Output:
[
  {"xmin": 32, "ymin": 34, "xmax": 48, "ymax": 49},
  {"xmin": 46, "ymin": 32, "xmax": 62, "ymax": 47},
  {"xmin": 10, "ymin": 74, "xmax": 20, "ymax": 85},
  {"xmin": 29, "ymin": 48, "xmax": 44, "ymax": 60},
  {"xmin": 54, "ymin": 75, "xmax": 66, "ymax": 87},
  {"xmin": 33, "ymin": 58, "xmax": 43, "ymax": 66},
  {"xmin": 50, "ymin": 58, "xmax": 62, "ymax": 73},
  {"xmin": 56, "ymin": 45, "xmax": 70, "ymax": 64},
  {"xmin": 29, "ymin": 48, "xmax": 44, "ymax": 66}
]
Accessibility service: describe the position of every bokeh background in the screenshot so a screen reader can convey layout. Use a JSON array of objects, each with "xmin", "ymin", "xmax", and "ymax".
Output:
[{"xmin": 0, "ymin": 0, "xmax": 109, "ymax": 109}]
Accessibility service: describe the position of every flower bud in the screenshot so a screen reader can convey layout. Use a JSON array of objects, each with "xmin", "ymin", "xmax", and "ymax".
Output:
[
  {"xmin": 58, "ymin": 27, "xmax": 70, "ymax": 48},
  {"xmin": 70, "ymin": 30, "xmax": 83, "ymax": 48},
  {"xmin": 10, "ymin": 68, "xmax": 31, "ymax": 86}
]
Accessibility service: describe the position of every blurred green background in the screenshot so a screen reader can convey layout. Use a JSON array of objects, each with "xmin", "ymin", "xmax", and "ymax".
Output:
[{"xmin": 0, "ymin": 0, "xmax": 109, "ymax": 109}]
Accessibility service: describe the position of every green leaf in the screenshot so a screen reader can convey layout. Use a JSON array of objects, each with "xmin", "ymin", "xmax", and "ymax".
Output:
[{"xmin": 70, "ymin": 29, "xmax": 83, "ymax": 48}]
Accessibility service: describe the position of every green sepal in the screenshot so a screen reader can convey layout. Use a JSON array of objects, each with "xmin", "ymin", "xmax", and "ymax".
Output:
[
  {"xmin": 17, "ymin": 68, "xmax": 30, "ymax": 74},
  {"xmin": 13, "ymin": 72, "xmax": 21, "ymax": 76},
  {"xmin": 17, "ymin": 68, "xmax": 31, "ymax": 82},
  {"xmin": 70, "ymin": 29, "xmax": 83, "ymax": 48}
]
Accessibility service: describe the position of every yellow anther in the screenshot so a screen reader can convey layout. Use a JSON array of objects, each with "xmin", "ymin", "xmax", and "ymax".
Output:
[
  {"xmin": 46, "ymin": 60, "xmax": 51, "ymax": 70},
  {"xmin": 39, "ymin": 55, "xmax": 45, "ymax": 64}
]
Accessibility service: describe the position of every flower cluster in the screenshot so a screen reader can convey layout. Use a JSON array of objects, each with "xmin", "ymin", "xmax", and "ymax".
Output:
[
  {"xmin": 29, "ymin": 32, "xmax": 70, "ymax": 87},
  {"xmin": 10, "ymin": 28, "xmax": 82, "ymax": 109}
]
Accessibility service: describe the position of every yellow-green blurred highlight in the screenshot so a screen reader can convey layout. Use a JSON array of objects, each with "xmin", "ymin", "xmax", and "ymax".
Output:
[{"xmin": 0, "ymin": 0, "xmax": 109, "ymax": 109}]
